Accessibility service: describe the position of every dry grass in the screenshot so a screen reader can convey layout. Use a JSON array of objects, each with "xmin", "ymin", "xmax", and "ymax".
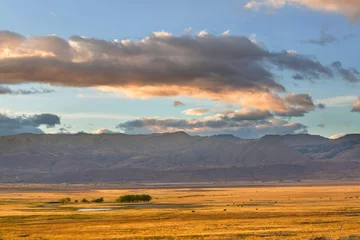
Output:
[{"xmin": 1, "ymin": 183, "xmax": 360, "ymax": 239}]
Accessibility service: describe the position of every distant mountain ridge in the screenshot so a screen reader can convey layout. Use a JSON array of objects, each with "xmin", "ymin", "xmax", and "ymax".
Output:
[{"xmin": 0, "ymin": 132, "xmax": 359, "ymax": 183}]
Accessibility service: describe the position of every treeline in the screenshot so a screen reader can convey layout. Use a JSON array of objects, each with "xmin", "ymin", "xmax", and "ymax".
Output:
[
  {"xmin": 58, "ymin": 195, "xmax": 152, "ymax": 204},
  {"xmin": 116, "ymin": 194, "xmax": 152, "ymax": 203}
]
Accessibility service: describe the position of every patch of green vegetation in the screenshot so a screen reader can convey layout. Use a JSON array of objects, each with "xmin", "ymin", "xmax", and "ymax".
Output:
[
  {"xmin": 116, "ymin": 194, "xmax": 152, "ymax": 203},
  {"xmin": 59, "ymin": 197, "xmax": 71, "ymax": 204},
  {"xmin": 91, "ymin": 197, "xmax": 104, "ymax": 203}
]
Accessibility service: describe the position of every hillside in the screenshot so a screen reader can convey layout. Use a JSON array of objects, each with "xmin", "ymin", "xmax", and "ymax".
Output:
[{"xmin": 0, "ymin": 132, "xmax": 359, "ymax": 183}]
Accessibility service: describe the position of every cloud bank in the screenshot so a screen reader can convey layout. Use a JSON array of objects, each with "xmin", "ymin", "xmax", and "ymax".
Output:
[
  {"xmin": 245, "ymin": 0, "xmax": 360, "ymax": 20},
  {"xmin": 117, "ymin": 108, "xmax": 307, "ymax": 138},
  {"xmin": 0, "ymin": 85, "xmax": 54, "ymax": 95},
  {"xmin": 1, "ymin": 30, "xmax": 356, "ymax": 117},
  {"xmin": 0, "ymin": 112, "xmax": 60, "ymax": 136}
]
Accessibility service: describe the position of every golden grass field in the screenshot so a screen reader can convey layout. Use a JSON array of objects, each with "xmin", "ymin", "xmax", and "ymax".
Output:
[{"xmin": 1, "ymin": 182, "xmax": 360, "ymax": 240}]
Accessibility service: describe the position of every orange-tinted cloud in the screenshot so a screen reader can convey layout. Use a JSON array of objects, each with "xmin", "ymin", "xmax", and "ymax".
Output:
[
  {"xmin": 245, "ymin": 0, "xmax": 360, "ymax": 20},
  {"xmin": 0, "ymin": 30, "xmax": 350, "ymax": 116},
  {"xmin": 351, "ymin": 97, "xmax": 360, "ymax": 112}
]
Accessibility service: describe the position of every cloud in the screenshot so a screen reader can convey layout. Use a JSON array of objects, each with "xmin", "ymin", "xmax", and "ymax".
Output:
[
  {"xmin": 182, "ymin": 108, "xmax": 209, "ymax": 116},
  {"xmin": 351, "ymin": 97, "xmax": 360, "ymax": 112},
  {"xmin": 93, "ymin": 128, "xmax": 119, "ymax": 134},
  {"xmin": 317, "ymin": 103, "xmax": 326, "ymax": 109},
  {"xmin": 317, "ymin": 124, "xmax": 326, "ymax": 128},
  {"xmin": 116, "ymin": 112, "xmax": 306, "ymax": 139},
  {"xmin": 274, "ymin": 93, "xmax": 316, "ymax": 117},
  {"xmin": 173, "ymin": 100, "xmax": 185, "ymax": 107},
  {"xmin": 0, "ymin": 30, "xmax": 345, "ymax": 117},
  {"xmin": 329, "ymin": 133, "xmax": 347, "ymax": 139},
  {"xmin": 0, "ymin": 85, "xmax": 54, "ymax": 95},
  {"xmin": 244, "ymin": 0, "xmax": 360, "ymax": 20},
  {"xmin": 292, "ymin": 73, "xmax": 305, "ymax": 80},
  {"xmin": 303, "ymin": 27, "xmax": 338, "ymax": 46},
  {"xmin": 316, "ymin": 95, "xmax": 358, "ymax": 107},
  {"xmin": 57, "ymin": 127, "xmax": 70, "ymax": 134},
  {"xmin": 0, "ymin": 112, "xmax": 60, "ymax": 136},
  {"xmin": 116, "ymin": 108, "xmax": 306, "ymax": 138},
  {"xmin": 332, "ymin": 61, "xmax": 360, "ymax": 83}
]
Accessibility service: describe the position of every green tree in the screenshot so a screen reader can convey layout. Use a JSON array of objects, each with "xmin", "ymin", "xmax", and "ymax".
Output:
[
  {"xmin": 116, "ymin": 194, "xmax": 152, "ymax": 203},
  {"xmin": 59, "ymin": 197, "xmax": 71, "ymax": 204},
  {"xmin": 91, "ymin": 197, "xmax": 104, "ymax": 203}
]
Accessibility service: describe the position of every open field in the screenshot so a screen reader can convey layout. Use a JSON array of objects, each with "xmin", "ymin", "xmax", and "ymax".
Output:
[{"xmin": 1, "ymin": 183, "xmax": 360, "ymax": 239}]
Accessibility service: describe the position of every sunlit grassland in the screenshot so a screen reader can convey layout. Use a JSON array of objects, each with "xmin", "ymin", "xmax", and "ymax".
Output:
[{"xmin": 1, "ymin": 184, "xmax": 360, "ymax": 239}]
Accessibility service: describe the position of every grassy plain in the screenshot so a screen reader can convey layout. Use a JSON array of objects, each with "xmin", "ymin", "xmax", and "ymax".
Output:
[{"xmin": 0, "ymin": 182, "xmax": 360, "ymax": 239}]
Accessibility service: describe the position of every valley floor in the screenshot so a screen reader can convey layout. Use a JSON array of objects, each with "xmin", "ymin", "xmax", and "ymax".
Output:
[{"xmin": 1, "ymin": 182, "xmax": 360, "ymax": 239}]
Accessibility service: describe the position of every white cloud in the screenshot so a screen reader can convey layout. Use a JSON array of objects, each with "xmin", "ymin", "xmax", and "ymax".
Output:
[
  {"xmin": 245, "ymin": 0, "xmax": 360, "ymax": 20},
  {"xmin": 315, "ymin": 95, "xmax": 358, "ymax": 107},
  {"xmin": 182, "ymin": 108, "xmax": 209, "ymax": 116},
  {"xmin": 329, "ymin": 133, "xmax": 347, "ymax": 139},
  {"xmin": 93, "ymin": 128, "xmax": 119, "ymax": 134}
]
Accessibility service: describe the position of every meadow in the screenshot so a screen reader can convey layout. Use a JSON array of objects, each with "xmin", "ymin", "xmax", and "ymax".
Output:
[{"xmin": 0, "ymin": 182, "xmax": 360, "ymax": 239}]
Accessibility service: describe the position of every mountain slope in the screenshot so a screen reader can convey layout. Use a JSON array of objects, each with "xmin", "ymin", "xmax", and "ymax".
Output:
[{"xmin": 0, "ymin": 133, "xmax": 359, "ymax": 183}]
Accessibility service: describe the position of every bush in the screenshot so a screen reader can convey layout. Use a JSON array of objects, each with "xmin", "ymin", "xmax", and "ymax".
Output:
[
  {"xmin": 91, "ymin": 197, "xmax": 104, "ymax": 203},
  {"xmin": 116, "ymin": 194, "xmax": 152, "ymax": 203},
  {"xmin": 81, "ymin": 198, "xmax": 89, "ymax": 203},
  {"xmin": 59, "ymin": 197, "xmax": 71, "ymax": 204},
  {"xmin": 74, "ymin": 200, "xmax": 78, "ymax": 203}
]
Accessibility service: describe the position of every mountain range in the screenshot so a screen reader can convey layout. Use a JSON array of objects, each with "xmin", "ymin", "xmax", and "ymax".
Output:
[{"xmin": 0, "ymin": 132, "xmax": 359, "ymax": 183}]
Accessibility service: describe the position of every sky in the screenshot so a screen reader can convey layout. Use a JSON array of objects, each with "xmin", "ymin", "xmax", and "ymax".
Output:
[{"xmin": 0, "ymin": 0, "xmax": 359, "ymax": 139}]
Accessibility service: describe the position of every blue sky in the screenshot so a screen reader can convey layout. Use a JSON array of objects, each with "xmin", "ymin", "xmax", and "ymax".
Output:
[{"xmin": 0, "ymin": 0, "xmax": 359, "ymax": 138}]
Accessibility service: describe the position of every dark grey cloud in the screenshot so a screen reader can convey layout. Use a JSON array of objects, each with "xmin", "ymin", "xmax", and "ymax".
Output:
[
  {"xmin": 0, "ymin": 30, "xmax": 349, "ymax": 116},
  {"xmin": 303, "ymin": 28, "xmax": 338, "ymax": 46},
  {"xmin": 292, "ymin": 73, "xmax": 305, "ymax": 80},
  {"xmin": 58, "ymin": 127, "xmax": 70, "ymax": 134},
  {"xmin": 0, "ymin": 113, "xmax": 61, "ymax": 136},
  {"xmin": 332, "ymin": 61, "xmax": 360, "ymax": 83},
  {"xmin": 317, "ymin": 103, "xmax": 326, "ymax": 109},
  {"xmin": 317, "ymin": 124, "xmax": 326, "ymax": 128},
  {"xmin": 118, "ymin": 109, "xmax": 274, "ymax": 133},
  {"xmin": 270, "ymin": 51, "xmax": 333, "ymax": 80},
  {"xmin": 274, "ymin": 94, "xmax": 316, "ymax": 117},
  {"xmin": 285, "ymin": 94, "xmax": 315, "ymax": 109},
  {"xmin": 116, "ymin": 112, "xmax": 307, "ymax": 139},
  {"xmin": 0, "ymin": 85, "xmax": 54, "ymax": 95},
  {"xmin": 173, "ymin": 100, "xmax": 185, "ymax": 107}
]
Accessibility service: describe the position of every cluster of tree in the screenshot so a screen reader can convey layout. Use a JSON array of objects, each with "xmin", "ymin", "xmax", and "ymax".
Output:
[
  {"xmin": 91, "ymin": 197, "xmax": 104, "ymax": 203},
  {"xmin": 59, "ymin": 197, "xmax": 71, "ymax": 204},
  {"xmin": 116, "ymin": 194, "xmax": 152, "ymax": 203},
  {"xmin": 58, "ymin": 197, "xmax": 104, "ymax": 204}
]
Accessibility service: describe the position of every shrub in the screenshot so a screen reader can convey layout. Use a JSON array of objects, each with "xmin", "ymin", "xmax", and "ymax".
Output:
[
  {"xmin": 116, "ymin": 194, "xmax": 152, "ymax": 203},
  {"xmin": 81, "ymin": 198, "xmax": 89, "ymax": 203},
  {"xmin": 59, "ymin": 197, "xmax": 71, "ymax": 204},
  {"xmin": 91, "ymin": 197, "xmax": 104, "ymax": 203},
  {"xmin": 74, "ymin": 200, "xmax": 78, "ymax": 203}
]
